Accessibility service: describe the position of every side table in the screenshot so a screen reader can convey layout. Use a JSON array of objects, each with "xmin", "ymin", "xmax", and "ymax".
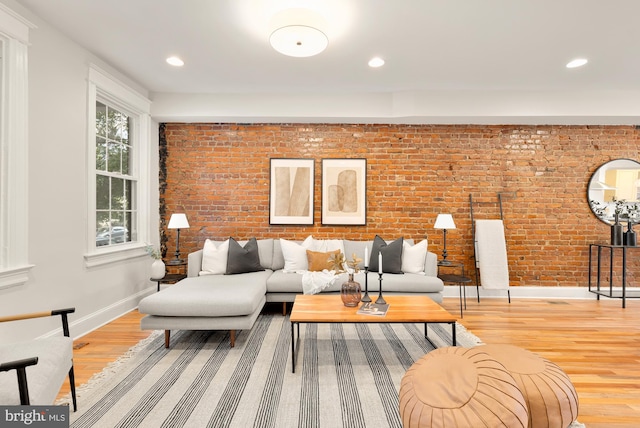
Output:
[
  {"xmin": 153, "ymin": 273, "xmax": 186, "ymax": 292},
  {"xmin": 588, "ymin": 243, "xmax": 640, "ymax": 308},
  {"xmin": 437, "ymin": 261, "xmax": 473, "ymax": 318}
]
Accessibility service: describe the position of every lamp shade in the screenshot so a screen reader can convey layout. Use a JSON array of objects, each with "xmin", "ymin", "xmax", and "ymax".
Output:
[
  {"xmin": 168, "ymin": 213, "xmax": 190, "ymax": 229},
  {"xmin": 434, "ymin": 214, "xmax": 456, "ymax": 230}
]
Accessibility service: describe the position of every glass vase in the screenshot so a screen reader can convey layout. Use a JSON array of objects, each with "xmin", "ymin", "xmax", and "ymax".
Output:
[{"xmin": 341, "ymin": 273, "xmax": 362, "ymax": 307}]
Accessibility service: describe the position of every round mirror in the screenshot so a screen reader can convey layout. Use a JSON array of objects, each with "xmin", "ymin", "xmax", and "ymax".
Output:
[{"xmin": 588, "ymin": 158, "xmax": 640, "ymax": 225}]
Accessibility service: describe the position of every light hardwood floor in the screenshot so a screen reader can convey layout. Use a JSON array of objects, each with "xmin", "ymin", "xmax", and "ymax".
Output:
[{"xmin": 58, "ymin": 296, "xmax": 640, "ymax": 427}]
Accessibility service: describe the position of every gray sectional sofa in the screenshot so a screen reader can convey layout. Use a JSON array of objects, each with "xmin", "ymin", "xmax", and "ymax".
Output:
[{"xmin": 139, "ymin": 237, "xmax": 444, "ymax": 348}]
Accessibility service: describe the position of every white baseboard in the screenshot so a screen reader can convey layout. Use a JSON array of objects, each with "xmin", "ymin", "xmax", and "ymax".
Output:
[
  {"xmin": 442, "ymin": 285, "xmax": 595, "ymax": 300},
  {"xmin": 39, "ymin": 286, "xmax": 155, "ymax": 340}
]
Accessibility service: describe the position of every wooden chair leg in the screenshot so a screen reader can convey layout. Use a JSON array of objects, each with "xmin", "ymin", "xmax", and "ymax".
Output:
[
  {"xmin": 230, "ymin": 330, "xmax": 236, "ymax": 347},
  {"xmin": 282, "ymin": 302, "xmax": 287, "ymax": 316},
  {"xmin": 164, "ymin": 330, "xmax": 171, "ymax": 348},
  {"xmin": 68, "ymin": 366, "xmax": 77, "ymax": 411}
]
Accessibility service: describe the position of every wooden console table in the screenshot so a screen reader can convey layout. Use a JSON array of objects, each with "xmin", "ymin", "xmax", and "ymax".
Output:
[{"xmin": 588, "ymin": 243, "xmax": 640, "ymax": 308}]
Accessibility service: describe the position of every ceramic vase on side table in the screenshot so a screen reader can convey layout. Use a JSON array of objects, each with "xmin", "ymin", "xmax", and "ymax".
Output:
[{"xmin": 151, "ymin": 259, "xmax": 166, "ymax": 280}]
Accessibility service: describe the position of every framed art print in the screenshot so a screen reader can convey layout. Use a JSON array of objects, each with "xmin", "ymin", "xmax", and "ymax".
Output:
[
  {"xmin": 269, "ymin": 158, "xmax": 314, "ymax": 225},
  {"xmin": 322, "ymin": 158, "xmax": 366, "ymax": 225}
]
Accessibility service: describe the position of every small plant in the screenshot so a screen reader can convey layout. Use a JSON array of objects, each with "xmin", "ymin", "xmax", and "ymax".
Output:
[
  {"xmin": 627, "ymin": 202, "xmax": 640, "ymax": 224},
  {"xmin": 590, "ymin": 199, "xmax": 606, "ymax": 217},
  {"xmin": 145, "ymin": 244, "xmax": 162, "ymax": 259},
  {"xmin": 346, "ymin": 253, "xmax": 363, "ymax": 274},
  {"xmin": 328, "ymin": 252, "xmax": 363, "ymax": 274},
  {"xmin": 328, "ymin": 252, "xmax": 346, "ymax": 273},
  {"xmin": 612, "ymin": 196, "xmax": 626, "ymax": 216}
]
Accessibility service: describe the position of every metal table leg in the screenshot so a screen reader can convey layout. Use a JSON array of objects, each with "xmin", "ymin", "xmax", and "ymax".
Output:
[{"xmin": 291, "ymin": 322, "xmax": 300, "ymax": 373}]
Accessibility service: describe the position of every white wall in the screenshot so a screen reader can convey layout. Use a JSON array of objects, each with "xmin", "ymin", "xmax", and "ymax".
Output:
[
  {"xmin": 151, "ymin": 90, "xmax": 640, "ymax": 125},
  {"xmin": 0, "ymin": 0, "xmax": 159, "ymax": 342}
]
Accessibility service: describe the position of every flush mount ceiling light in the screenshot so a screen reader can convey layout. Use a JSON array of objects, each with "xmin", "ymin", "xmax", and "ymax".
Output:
[
  {"xmin": 566, "ymin": 58, "xmax": 588, "ymax": 68},
  {"xmin": 368, "ymin": 57, "xmax": 385, "ymax": 68},
  {"xmin": 269, "ymin": 8, "xmax": 329, "ymax": 57},
  {"xmin": 166, "ymin": 56, "xmax": 184, "ymax": 67}
]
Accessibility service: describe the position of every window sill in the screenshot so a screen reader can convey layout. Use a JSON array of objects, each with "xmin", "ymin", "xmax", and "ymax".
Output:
[
  {"xmin": 84, "ymin": 244, "xmax": 147, "ymax": 268},
  {"xmin": 0, "ymin": 264, "xmax": 35, "ymax": 290}
]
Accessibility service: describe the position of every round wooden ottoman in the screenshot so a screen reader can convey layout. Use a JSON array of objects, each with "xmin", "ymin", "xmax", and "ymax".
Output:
[
  {"xmin": 399, "ymin": 347, "xmax": 528, "ymax": 427},
  {"xmin": 481, "ymin": 344, "xmax": 579, "ymax": 428}
]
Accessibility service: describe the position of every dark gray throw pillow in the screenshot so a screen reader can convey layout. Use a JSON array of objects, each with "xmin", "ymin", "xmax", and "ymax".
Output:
[
  {"xmin": 226, "ymin": 237, "xmax": 265, "ymax": 275},
  {"xmin": 368, "ymin": 235, "xmax": 404, "ymax": 274}
]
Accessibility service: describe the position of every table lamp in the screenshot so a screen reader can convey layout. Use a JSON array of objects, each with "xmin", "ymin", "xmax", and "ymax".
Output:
[
  {"xmin": 167, "ymin": 213, "xmax": 190, "ymax": 265},
  {"xmin": 434, "ymin": 213, "xmax": 456, "ymax": 265}
]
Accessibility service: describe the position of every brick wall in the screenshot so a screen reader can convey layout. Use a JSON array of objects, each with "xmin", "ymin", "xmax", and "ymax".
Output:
[{"xmin": 160, "ymin": 123, "xmax": 640, "ymax": 287}]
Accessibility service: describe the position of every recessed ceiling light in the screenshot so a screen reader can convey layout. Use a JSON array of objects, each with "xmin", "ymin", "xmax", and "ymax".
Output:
[
  {"xmin": 566, "ymin": 58, "xmax": 587, "ymax": 68},
  {"xmin": 166, "ymin": 56, "xmax": 184, "ymax": 67},
  {"xmin": 368, "ymin": 57, "xmax": 385, "ymax": 68}
]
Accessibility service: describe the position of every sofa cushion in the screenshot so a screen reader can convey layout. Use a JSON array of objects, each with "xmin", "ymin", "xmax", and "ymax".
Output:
[
  {"xmin": 256, "ymin": 239, "xmax": 274, "ymax": 270},
  {"xmin": 200, "ymin": 239, "xmax": 229, "ymax": 275},
  {"xmin": 265, "ymin": 270, "xmax": 443, "ymax": 294},
  {"xmin": 307, "ymin": 249, "xmax": 340, "ymax": 272},
  {"xmin": 267, "ymin": 270, "xmax": 349, "ymax": 293},
  {"xmin": 226, "ymin": 237, "xmax": 265, "ymax": 275},
  {"xmin": 271, "ymin": 239, "xmax": 285, "ymax": 271},
  {"xmin": 307, "ymin": 237, "xmax": 345, "ymax": 254},
  {"xmin": 343, "ymin": 240, "xmax": 371, "ymax": 270},
  {"xmin": 369, "ymin": 235, "xmax": 404, "ymax": 274},
  {"xmin": 402, "ymin": 239, "xmax": 428, "ymax": 274},
  {"xmin": 139, "ymin": 273, "xmax": 269, "ymax": 317},
  {"xmin": 365, "ymin": 272, "xmax": 443, "ymax": 293}
]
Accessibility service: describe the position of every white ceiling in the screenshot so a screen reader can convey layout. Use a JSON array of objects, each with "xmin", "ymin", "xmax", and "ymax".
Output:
[{"xmin": 14, "ymin": 0, "xmax": 640, "ymax": 124}]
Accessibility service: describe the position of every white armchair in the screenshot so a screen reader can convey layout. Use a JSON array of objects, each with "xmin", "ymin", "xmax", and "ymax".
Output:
[{"xmin": 0, "ymin": 308, "xmax": 77, "ymax": 411}]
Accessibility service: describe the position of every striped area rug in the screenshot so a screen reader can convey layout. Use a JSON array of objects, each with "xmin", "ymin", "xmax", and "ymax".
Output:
[{"xmin": 66, "ymin": 314, "xmax": 481, "ymax": 428}]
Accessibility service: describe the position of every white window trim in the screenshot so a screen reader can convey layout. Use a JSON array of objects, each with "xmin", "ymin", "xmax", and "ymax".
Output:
[
  {"xmin": 0, "ymin": 6, "xmax": 35, "ymax": 289},
  {"xmin": 85, "ymin": 65, "xmax": 152, "ymax": 268}
]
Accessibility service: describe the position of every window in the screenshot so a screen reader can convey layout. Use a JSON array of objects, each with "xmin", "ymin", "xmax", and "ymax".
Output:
[
  {"xmin": 95, "ymin": 102, "xmax": 136, "ymax": 247},
  {"xmin": 0, "ymin": 6, "xmax": 34, "ymax": 289},
  {"xmin": 86, "ymin": 66, "xmax": 151, "ymax": 267}
]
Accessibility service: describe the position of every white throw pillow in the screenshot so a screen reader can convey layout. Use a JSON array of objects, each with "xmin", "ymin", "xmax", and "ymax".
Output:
[
  {"xmin": 280, "ymin": 236, "xmax": 314, "ymax": 272},
  {"xmin": 200, "ymin": 239, "xmax": 230, "ymax": 275},
  {"xmin": 401, "ymin": 239, "xmax": 428, "ymax": 274},
  {"xmin": 309, "ymin": 238, "xmax": 345, "ymax": 255}
]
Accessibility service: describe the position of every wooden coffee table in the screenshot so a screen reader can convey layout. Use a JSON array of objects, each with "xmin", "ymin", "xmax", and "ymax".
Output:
[{"xmin": 289, "ymin": 294, "xmax": 457, "ymax": 373}]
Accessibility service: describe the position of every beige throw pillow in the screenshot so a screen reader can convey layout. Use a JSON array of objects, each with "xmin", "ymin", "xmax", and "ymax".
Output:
[{"xmin": 307, "ymin": 249, "xmax": 340, "ymax": 272}]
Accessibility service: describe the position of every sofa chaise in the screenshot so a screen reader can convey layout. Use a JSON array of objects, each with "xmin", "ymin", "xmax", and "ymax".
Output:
[{"xmin": 139, "ymin": 236, "xmax": 444, "ymax": 347}]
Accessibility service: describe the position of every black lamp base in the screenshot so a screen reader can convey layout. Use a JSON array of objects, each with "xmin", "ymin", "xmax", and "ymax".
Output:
[{"xmin": 167, "ymin": 258, "xmax": 185, "ymax": 266}]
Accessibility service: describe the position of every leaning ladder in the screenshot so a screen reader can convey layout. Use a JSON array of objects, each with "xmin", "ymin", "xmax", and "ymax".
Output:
[{"xmin": 469, "ymin": 193, "xmax": 512, "ymax": 303}]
